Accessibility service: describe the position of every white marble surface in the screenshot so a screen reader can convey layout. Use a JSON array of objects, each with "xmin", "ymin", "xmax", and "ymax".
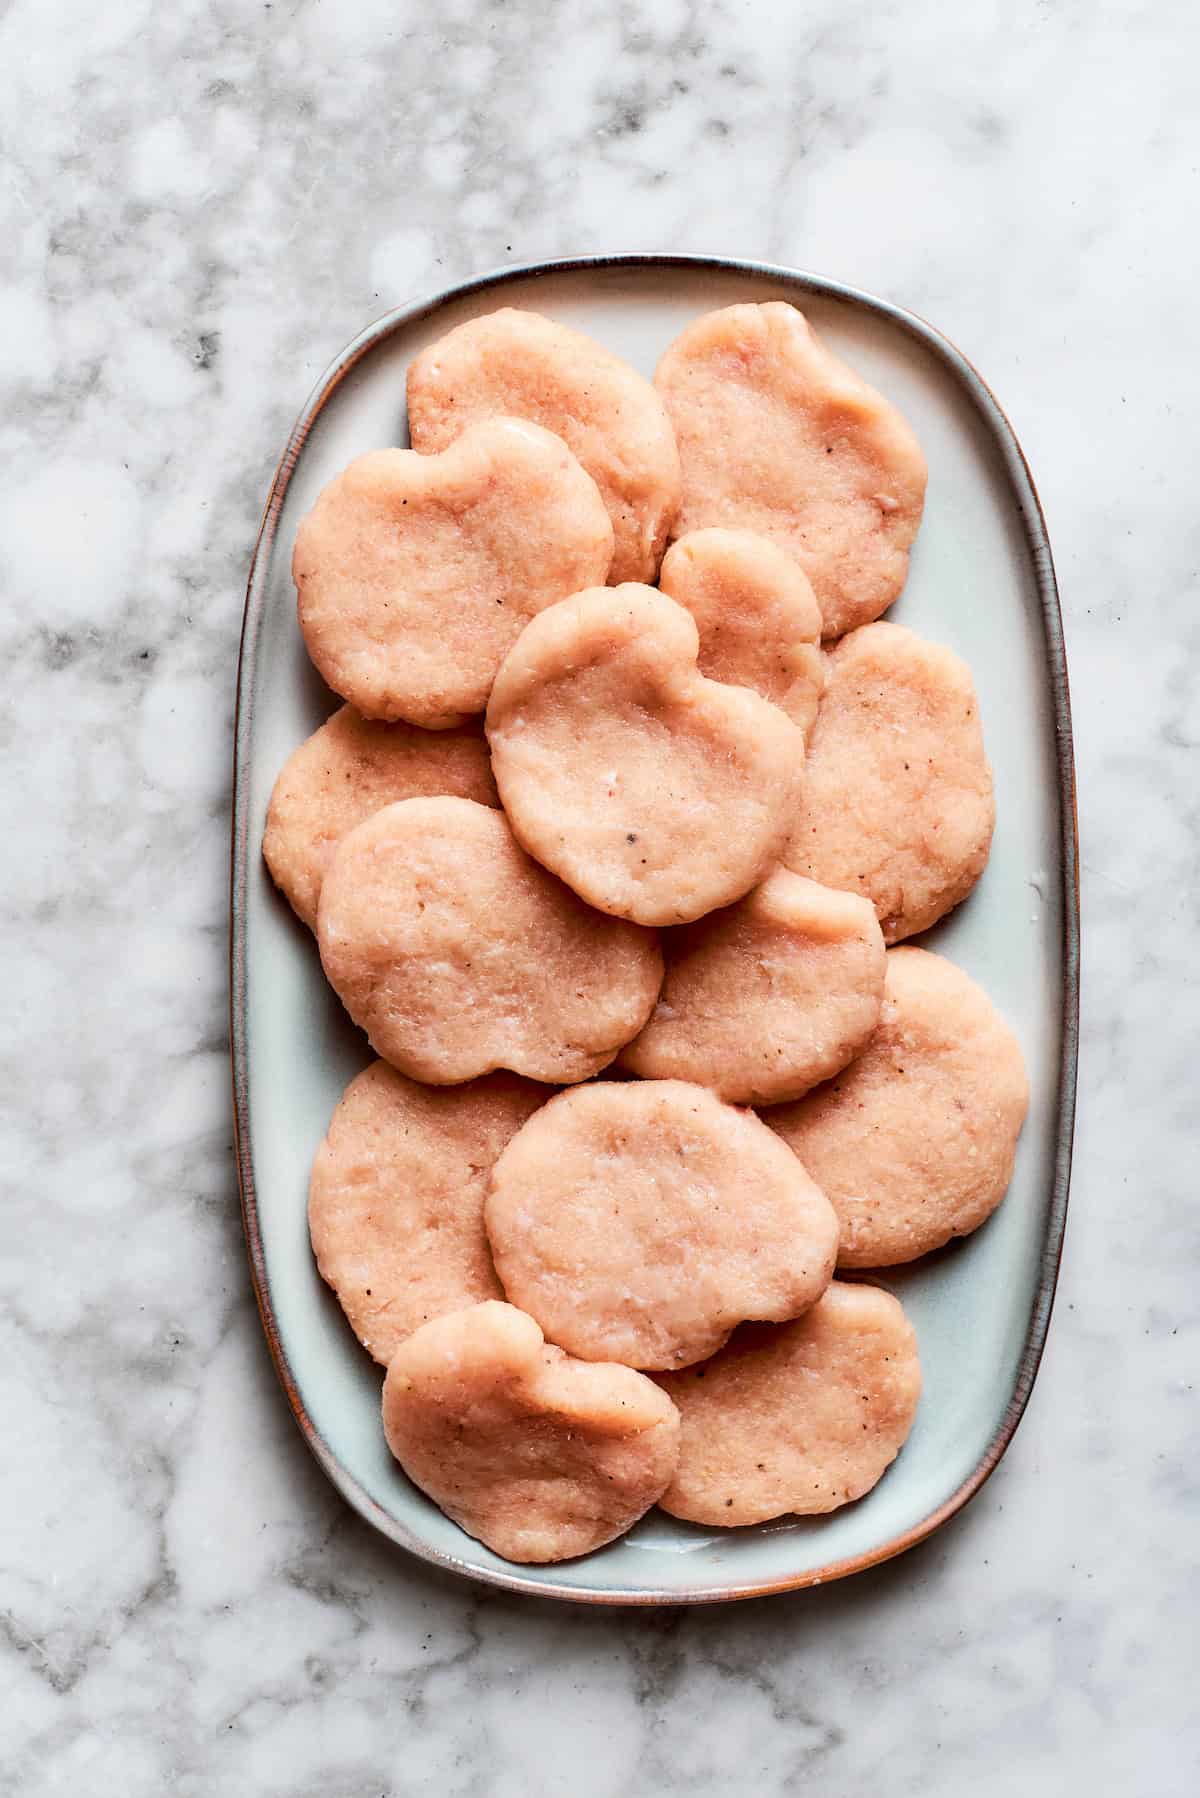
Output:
[{"xmin": 1, "ymin": 0, "xmax": 1196, "ymax": 1791}]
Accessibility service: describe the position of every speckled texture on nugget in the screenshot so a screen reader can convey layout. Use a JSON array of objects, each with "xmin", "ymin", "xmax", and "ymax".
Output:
[
  {"xmin": 309, "ymin": 1062, "xmax": 546, "ymax": 1365},
  {"xmin": 785, "ymin": 622, "xmax": 995, "ymax": 942},
  {"xmin": 658, "ymin": 528, "xmax": 824, "ymax": 739},
  {"xmin": 381, "ymin": 1302, "xmax": 680, "ymax": 1563},
  {"xmin": 407, "ymin": 307, "xmax": 680, "ymax": 583},
  {"xmin": 619, "ymin": 870, "xmax": 885, "ymax": 1104},
  {"xmin": 656, "ymin": 1283, "xmax": 921, "ymax": 1525},
  {"xmin": 655, "ymin": 302, "xmax": 926, "ymax": 639},
  {"xmin": 487, "ymin": 584, "xmax": 801, "ymax": 926},
  {"xmin": 766, "ymin": 947, "xmax": 1029, "ymax": 1268},
  {"xmin": 262, "ymin": 706, "xmax": 497, "ymax": 928},
  {"xmin": 317, "ymin": 796, "xmax": 662, "ymax": 1086},
  {"xmin": 294, "ymin": 417, "xmax": 612, "ymax": 726},
  {"xmin": 485, "ymin": 1080, "xmax": 838, "ymax": 1371}
]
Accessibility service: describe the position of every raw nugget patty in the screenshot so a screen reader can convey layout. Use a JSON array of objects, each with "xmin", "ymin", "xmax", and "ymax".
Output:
[
  {"xmin": 485, "ymin": 1079, "xmax": 838, "ymax": 1371},
  {"xmin": 657, "ymin": 528, "xmax": 824, "ymax": 740},
  {"xmin": 785, "ymin": 622, "xmax": 995, "ymax": 942},
  {"xmin": 381, "ymin": 1301, "xmax": 680, "ymax": 1563},
  {"xmin": 294, "ymin": 417, "xmax": 613, "ymax": 727},
  {"xmin": 656, "ymin": 1282, "xmax": 921, "ymax": 1525},
  {"xmin": 655, "ymin": 302, "xmax": 927, "ymax": 639},
  {"xmin": 766, "ymin": 947, "xmax": 1029, "ymax": 1267},
  {"xmin": 407, "ymin": 307, "xmax": 681, "ymax": 583},
  {"xmin": 317, "ymin": 796, "xmax": 663, "ymax": 1086},
  {"xmin": 263, "ymin": 705, "xmax": 497, "ymax": 928},
  {"xmin": 618, "ymin": 870, "xmax": 885, "ymax": 1105},
  {"xmin": 309, "ymin": 1061, "xmax": 546, "ymax": 1365},
  {"xmin": 486, "ymin": 584, "xmax": 801, "ymax": 926}
]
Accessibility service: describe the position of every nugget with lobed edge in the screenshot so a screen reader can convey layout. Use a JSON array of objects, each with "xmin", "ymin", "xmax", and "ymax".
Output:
[
  {"xmin": 382, "ymin": 1302, "xmax": 681, "ymax": 1563},
  {"xmin": 486, "ymin": 583, "xmax": 801, "ymax": 927},
  {"xmin": 655, "ymin": 301, "xmax": 927, "ymax": 640},
  {"xmin": 294, "ymin": 417, "xmax": 613, "ymax": 727}
]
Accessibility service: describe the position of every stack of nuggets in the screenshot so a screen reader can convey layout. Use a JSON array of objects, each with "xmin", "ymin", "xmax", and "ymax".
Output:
[{"xmin": 264, "ymin": 301, "xmax": 1028, "ymax": 1565}]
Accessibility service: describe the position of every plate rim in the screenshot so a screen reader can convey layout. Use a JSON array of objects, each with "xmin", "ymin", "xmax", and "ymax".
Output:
[{"xmin": 230, "ymin": 252, "xmax": 1080, "ymax": 1606}]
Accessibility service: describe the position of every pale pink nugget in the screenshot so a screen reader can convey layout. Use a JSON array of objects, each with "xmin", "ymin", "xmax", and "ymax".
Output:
[
  {"xmin": 487, "ymin": 584, "xmax": 801, "ymax": 927},
  {"xmin": 316, "ymin": 796, "xmax": 662, "ymax": 1086},
  {"xmin": 766, "ymin": 947, "xmax": 1029, "ymax": 1268},
  {"xmin": 655, "ymin": 302, "xmax": 927, "ymax": 639},
  {"xmin": 294, "ymin": 417, "xmax": 613, "ymax": 727},
  {"xmin": 309, "ymin": 1061, "xmax": 546, "ymax": 1365},
  {"xmin": 407, "ymin": 307, "xmax": 681, "ymax": 583},
  {"xmin": 785, "ymin": 622, "xmax": 995, "ymax": 943},
  {"xmin": 382, "ymin": 1302, "xmax": 680, "ymax": 1563},
  {"xmin": 619, "ymin": 869, "xmax": 885, "ymax": 1105},
  {"xmin": 658, "ymin": 528, "xmax": 824, "ymax": 740},
  {"xmin": 657, "ymin": 1282, "xmax": 922, "ymax": 1525},
  {"xmin": 262, "ymin": 705, "xmax": 497, "ymax": 929},
  {"xmin": 485, "ymin": 1079, "xmax": 839, "ymax": 1371}
]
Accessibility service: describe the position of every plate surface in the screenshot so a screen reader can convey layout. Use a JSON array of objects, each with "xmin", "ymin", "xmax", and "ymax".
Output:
[{"xmin": 231, "ymin": 255, "xmax": 1078, "ymax": 1603}]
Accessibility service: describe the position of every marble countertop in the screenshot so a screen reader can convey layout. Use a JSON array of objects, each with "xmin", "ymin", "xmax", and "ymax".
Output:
[{"xmin": 2, "ymin": 0, "xmax": 1196, "ymax": 1791}]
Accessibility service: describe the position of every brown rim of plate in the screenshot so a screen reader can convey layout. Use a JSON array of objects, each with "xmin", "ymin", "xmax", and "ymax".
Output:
[{"xmin": 229, "ymin": 254, "xmax": 1079, "ymax": 1606}]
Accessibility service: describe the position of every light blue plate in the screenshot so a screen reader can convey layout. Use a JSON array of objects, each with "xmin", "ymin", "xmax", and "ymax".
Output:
[{"xmin": 231, "ymin": 256, "xmax": 1078, "ymax": 1603}]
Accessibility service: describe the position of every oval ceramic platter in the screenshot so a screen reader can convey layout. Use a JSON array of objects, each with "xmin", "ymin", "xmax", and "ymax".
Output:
[{"xmin": 231, "ymin": 255, "xmax": 1078, "ymax": 1604}]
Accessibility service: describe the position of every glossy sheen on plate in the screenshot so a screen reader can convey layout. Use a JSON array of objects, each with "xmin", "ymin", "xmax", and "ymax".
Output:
[{"xmin": 231, "ymin": 255, "xmax": 1078, "ymax": 1605}]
